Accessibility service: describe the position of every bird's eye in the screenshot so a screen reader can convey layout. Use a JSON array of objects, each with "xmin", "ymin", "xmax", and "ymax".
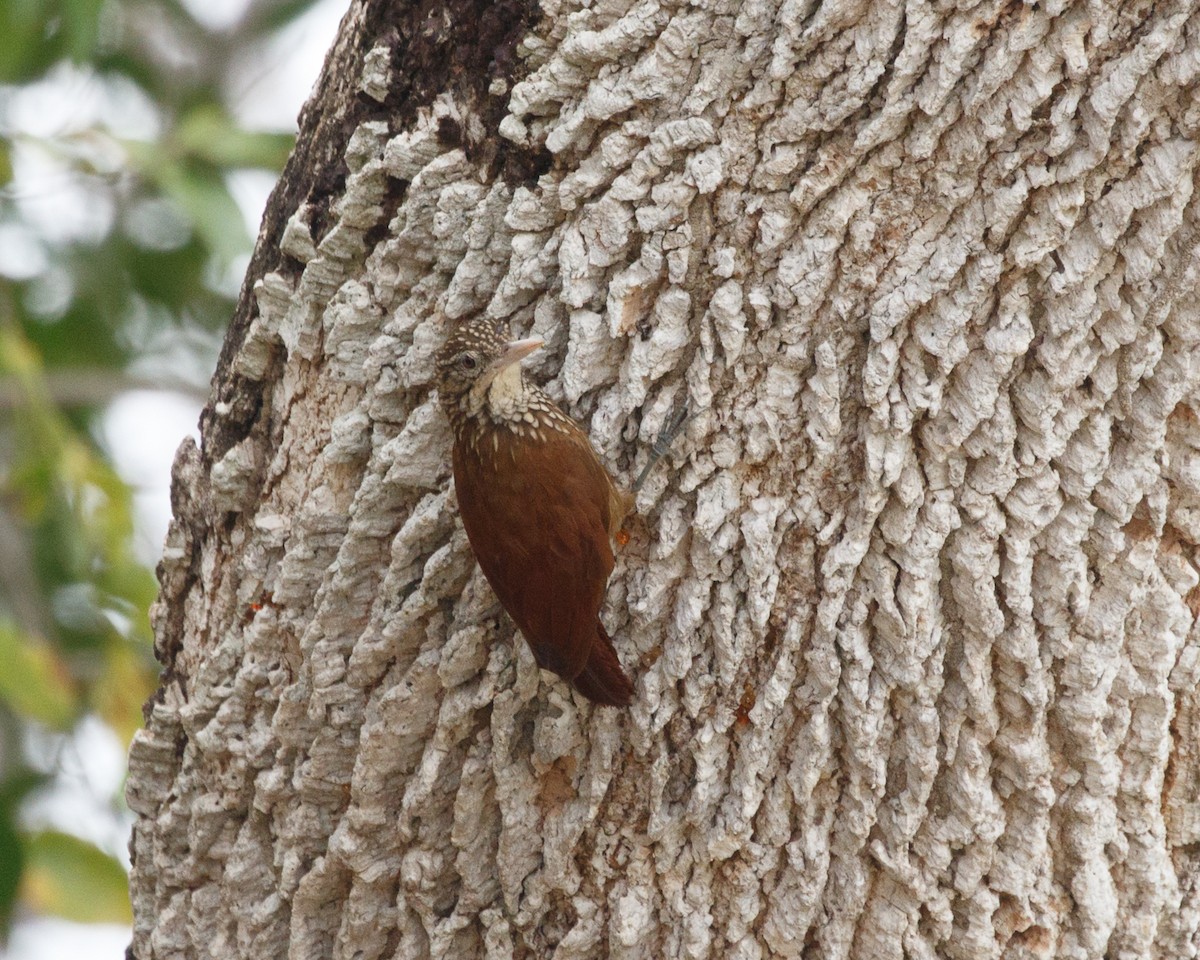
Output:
[{"xmin": 459, "ymin": 354, "xmax": 478, "ymax": 371}]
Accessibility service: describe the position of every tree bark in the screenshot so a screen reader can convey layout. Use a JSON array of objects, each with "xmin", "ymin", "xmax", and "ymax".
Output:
[{"xmin": 127, "ymin": 0, "xmax": 1200, "ymax": 957}]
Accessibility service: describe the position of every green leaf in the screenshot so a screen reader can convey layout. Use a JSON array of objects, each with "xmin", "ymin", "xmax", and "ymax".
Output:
[
  {"xmin": 0, "ymin": 623, "xmax": 77, "ymax": 730},
  {"xmin": 249, "ymin": 0, "xmax": 324, "ymax": 32},
  {"xmin": 0, "ymin": 814, "xmax": 19, "ymax": 941},
  {"xmin": 20, "ymin": 831, "xmax": 131, "ymax": 924},
  {"xmin": 0, "ymin": 0, "xmax": 60, "ymax": 82},
  {"xmin": 175, "ymin": 105, "xmax": 294, "ymax": 170},
  {"xmin": 0, "ymin": 0, "xmax": 103, "ymax": 80},
  {"xmin": 92, "ymin": 640, "xmax": 156, "ymax": 745},
  {"xmin": 60, "ymin": 0, "xmax": 106, "ymax": 63},
  {"xmin": 0, "ymin": 771, "xmax": 45, "ymax": 940},
  {"xmin": 165, "ymin": 164, "xmax": 253, "ymax": 265},
  {"xmin": 125, "ymin": 146, "xmax": 251, "ymax": 265}
]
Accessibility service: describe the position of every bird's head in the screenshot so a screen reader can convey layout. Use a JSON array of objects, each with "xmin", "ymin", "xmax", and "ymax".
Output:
[{"xmin": 435, "ymin": 319, "xmax": 543, "ymax": 420}]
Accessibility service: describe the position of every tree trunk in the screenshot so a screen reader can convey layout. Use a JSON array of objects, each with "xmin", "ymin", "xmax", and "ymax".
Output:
[{"xmin": 126, "ymin": 0, "xmax": 1200, "ymax": 957}]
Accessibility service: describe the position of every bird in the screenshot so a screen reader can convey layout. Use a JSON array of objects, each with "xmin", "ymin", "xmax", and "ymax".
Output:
[{"xmin": 434, "ymin": 318, "xmax": 686, "ymax": 707}]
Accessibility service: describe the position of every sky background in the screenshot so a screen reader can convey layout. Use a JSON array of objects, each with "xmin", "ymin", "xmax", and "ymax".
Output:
[{"xmin": 6, "ymin": 0, "xmax": 347, "ymax": 955}]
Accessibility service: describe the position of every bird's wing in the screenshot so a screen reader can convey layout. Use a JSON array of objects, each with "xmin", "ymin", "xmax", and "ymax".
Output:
[{"xmin": 453, "ymin": 428, "xmax": 615, "ymax": 681}]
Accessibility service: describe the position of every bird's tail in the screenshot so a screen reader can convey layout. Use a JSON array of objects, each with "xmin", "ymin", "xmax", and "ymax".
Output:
[{"xmin": 572, "ymin": 622, "xmax": 634, "ymax": 707}]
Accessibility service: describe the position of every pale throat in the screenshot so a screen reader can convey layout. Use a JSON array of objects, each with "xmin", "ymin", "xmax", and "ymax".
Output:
[
  {"xmin": 462, "ymin": 362, "xmax": 573, "ymax": 438},
  {"xmin": 469, "ymin": 362, "xmax": 534, "ymax": 425}
]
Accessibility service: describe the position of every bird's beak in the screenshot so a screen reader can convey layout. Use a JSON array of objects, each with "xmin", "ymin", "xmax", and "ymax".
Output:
[{"xmin": 490, "ymin": 337, "xmax": 543, "ymax": 373}]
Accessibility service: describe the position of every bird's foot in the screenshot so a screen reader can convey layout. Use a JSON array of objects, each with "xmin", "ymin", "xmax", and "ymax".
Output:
[{"xmin": 632, "ymin": 400, "xmax": 692, "ymax": 493}]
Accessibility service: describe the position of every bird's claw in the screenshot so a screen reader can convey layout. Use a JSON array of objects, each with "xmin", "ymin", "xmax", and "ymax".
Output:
[
  {"xmin": 652, "ymin": 401, "xmax": 692, "ymax": 459},
  {"xmin": 633, "ymin": 399, "xmax": 693, "ymax": 493}
]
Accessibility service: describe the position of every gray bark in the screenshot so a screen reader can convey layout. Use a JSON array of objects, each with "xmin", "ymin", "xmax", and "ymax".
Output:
[{"xmin": 127, "ymin": 0, "xmax": 1200, "ymax": 958}]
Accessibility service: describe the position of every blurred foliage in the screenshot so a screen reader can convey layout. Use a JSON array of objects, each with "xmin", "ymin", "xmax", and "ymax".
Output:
[
  {"xmin": 0, "ymin": 0, "xmax": 324, "ymax": 940},
  {"xmin": 21, "ymin": 830, "xmax": 133, "ymax": 924}
]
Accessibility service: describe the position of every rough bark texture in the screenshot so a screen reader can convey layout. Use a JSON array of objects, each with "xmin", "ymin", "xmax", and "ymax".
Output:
[{"xmin": 127, "ymin": 0, "xmax": 1200, "ymax": 957}]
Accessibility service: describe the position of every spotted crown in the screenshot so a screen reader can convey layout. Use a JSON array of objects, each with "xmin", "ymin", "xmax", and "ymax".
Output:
[{"xmin": 434, "ymin": 320, "xmax": 509, "ymax": 408}]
